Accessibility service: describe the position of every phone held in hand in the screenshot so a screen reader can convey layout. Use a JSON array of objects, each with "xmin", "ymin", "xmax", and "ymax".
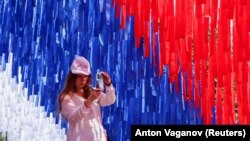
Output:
[{"xmin": 96, "ymin": 73, "xmax": 104, "ymax": 91}]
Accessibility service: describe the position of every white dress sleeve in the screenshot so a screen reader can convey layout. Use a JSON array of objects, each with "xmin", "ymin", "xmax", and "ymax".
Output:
[
  {"xmin": 61, "ymin": 95, "xmax": 93, "ymax": 123},
  {"xmin": 98, "ymin": 84, "xmax": 116, "ymax": 106}
]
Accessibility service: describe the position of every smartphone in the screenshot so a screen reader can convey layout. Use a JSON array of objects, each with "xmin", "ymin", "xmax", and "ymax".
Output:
[{"xmin": 96, "ymin": 73, "xmax": 104, "ymax": 91}]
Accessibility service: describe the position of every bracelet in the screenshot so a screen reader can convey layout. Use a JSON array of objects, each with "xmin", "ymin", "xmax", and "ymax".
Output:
[{"xmin": 105, "ymin": 80, "xmax": 112, "ymax": 86}]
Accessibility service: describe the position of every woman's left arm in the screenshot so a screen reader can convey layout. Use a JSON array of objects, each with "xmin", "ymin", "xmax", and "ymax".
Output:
[
  {"xmin": 99, "ymin": 84, "xmax": 116, "ymax": 106},
  {"xmin": 97, "ymin": 71, "xmax": 116, "ymax": 106}
]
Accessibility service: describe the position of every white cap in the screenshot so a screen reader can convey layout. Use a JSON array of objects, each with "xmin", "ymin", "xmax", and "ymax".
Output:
[{"xmin": 70, "ymin": 55, "xmax": 91, "ymax": 75}]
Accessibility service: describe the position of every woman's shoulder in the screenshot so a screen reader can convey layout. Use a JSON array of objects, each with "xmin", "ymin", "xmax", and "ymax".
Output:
[{"xmin": 60, "ymin": 91, "xmax": 74, "ymax": 101}]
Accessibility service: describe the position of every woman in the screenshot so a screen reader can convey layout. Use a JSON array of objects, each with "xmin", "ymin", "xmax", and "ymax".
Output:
[{"xmin": 58, "ymin": 55, "xmax": 116, "ymax": 141}]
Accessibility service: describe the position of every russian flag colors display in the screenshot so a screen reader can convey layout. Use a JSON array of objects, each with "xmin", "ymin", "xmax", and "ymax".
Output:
[{"xmin": 0, "ymin": 0, "xmax": 249, "ymax": 140}]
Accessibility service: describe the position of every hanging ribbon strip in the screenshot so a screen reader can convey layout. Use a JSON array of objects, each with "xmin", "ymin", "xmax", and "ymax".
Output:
[{"xmin": 113, "ymin": 0, "xmax": 250, "ymax": 124}]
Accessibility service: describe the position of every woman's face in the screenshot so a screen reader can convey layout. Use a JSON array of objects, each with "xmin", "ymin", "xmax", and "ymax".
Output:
[{"xmin": 75, "ymin": 74, "xmax": 89, "ymax": 90}]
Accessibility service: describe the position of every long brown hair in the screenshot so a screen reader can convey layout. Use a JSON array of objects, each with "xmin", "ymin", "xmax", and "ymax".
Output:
[{"xmin": 57, "ymin": 72, "xmax": 92, "ymax": 112}]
